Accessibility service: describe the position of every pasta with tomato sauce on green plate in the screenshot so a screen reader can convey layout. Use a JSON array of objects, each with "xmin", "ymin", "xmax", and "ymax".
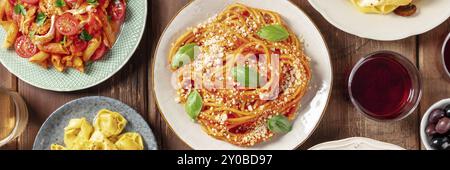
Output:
[{"xmin": 0, "ymin": 0, "xmax": 126, "ymax": 72}]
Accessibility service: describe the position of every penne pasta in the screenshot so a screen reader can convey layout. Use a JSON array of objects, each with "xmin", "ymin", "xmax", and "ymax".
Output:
[
  {"xmin": 0, "ymin": 0, "xmax": 127, "ymax": 72},
  {"xmin": 29, "ymin": 51, "xmax": 50, "ymax": 63},
  {"xmin": 73, "ymin": 56, "xmax": 84, "ymax": 72},
  {"xmin": 51, "ymin": 55, "xmax": 65, "ymax": 72},
  {"xmin": 38, "ymin": 43, "xmax": 70, "ymax": 55},
  {"xmin": 3, "ymin": 1, "xmax": 12, "ymax": 20},
  {"xmin": 0, "ymin": 0, "xmax": 7, "ymax": 21},
  {"xmin": 0, "ymin": 21, "xmax": 18, "ymax": 48},
  {"xmin": 83, "ymin": 36, "xmax": 101, "ymax": 61}
]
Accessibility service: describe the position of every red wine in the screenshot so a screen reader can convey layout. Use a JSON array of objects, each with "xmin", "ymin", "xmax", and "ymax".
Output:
[
  {"xmin": 350, "ymin": 53, "xmax": 413, "ymax": 120},
  {"xmin": 444, "ymin": 40, "xmax": 450, "ymax": 73}
]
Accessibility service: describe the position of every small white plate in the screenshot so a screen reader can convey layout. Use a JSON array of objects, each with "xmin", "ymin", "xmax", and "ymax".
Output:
[
  {"xmin": 309, "ymin": 137, "xmax": 405, "ymax": 150},
  {"xmin": 308, "ymin": 0, "xmax": 450, "ymax": 41},
  {"xmin": 153, "ymin": 0, "xmax": 332, "ymax": 150}
]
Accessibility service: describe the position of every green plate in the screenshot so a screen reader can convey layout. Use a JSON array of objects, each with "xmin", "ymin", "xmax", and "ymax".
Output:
[{"xmin": 0, "ymin": 0, "xmax": 147, "ymax": 92}]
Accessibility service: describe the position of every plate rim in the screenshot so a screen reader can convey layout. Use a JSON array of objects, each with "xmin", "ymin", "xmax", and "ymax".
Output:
[
  {"xmin": 308, "ymin": 0, "xmax": 450, "ymax": 41},
  {"xmin": 32, "ymin": 96, "xmax": 157, "ymax": 150},
  {"xmin": 308, "ymin": 137, "xmax": 406, "ymax": 150},
  {"xmin": 151, "ymin": 0, "xmax": 334, "ymax": 150},
  {"xmin": 0, "ymin": 0, "xmax": 148, "ymax": 92}
]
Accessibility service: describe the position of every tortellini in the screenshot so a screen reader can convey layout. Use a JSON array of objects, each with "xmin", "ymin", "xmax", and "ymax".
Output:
[
  {"xmin": 50, "ymin": 144, "xmax": 66, "ymax": 150},
  {"xmin": 115, "ymin": 132, "xmax": 144, "ymax": 150},
  {"xmin": 63, "ymin": 118, "xmax": 93, "ymax": 148},
  {"xmin": 51, "ymin": 109, "xmax": 144, "ymax": 150},
  {"xmin": 349, "ymin": 0, "xmax": 412, "ymax": 14},
  {"xmin": 93, "ymin": 109, "xmax": 127, "ymax": 137},
  {"xmin": 89, "ymin": 131, "xmax": 119, "ymax": 150}
]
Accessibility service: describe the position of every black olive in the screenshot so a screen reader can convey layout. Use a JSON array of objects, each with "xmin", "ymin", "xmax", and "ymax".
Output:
[
  {"xmin": 426, "ymin": 124, "xmax": 437, "ymax": 136},
  {"xmin": 429, "ymin": 109, "xmax": 445, "ymax": 124},
  {"xmin": 444, "ymin": 104, "xmax": 450, "ymax": 118},
  {"xmin": 436, "ymin": 117, "xmax": 450, "ymax": 134},
  {"xmin": 430, "ymin": 136, "xmax": 450, "ymax": 150}
]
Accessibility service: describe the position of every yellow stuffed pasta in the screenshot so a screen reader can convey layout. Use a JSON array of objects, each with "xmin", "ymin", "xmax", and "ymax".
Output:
[
  {"xmin": 63, "ymin": 118, "xmax": 93, "ymax": 148},
  {"xmin": 115, "ymin": 132, "xmax": 144, "ymax": 150},
  {"xmin": 93, "ymin": 109, "xmax": 127, "ymax": 137},
  {"xmin": 89, "ymin": 131, "xmax": 119, "ymax": 150},
  {"xmin": 51, "ymin": 109, "xmax": 143, "ymax": 150},
  {"xmin": 350, "ymin": 0, "xmax": 413, "ymax": 14}
]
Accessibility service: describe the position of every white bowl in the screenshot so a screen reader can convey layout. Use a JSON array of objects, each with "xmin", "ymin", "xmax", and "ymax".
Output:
[{"xmin": 420, "ymin": 99, "xmax": 450, "ymax": 150}]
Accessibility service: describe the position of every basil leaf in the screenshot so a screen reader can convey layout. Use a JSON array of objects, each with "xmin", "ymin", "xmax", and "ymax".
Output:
[
  {"xmin": 55, "ymin": 0, "xmax": 66, "ymax": 7},
  {"xmin": 87, "ymin": 0, "xmax": 98, "ymax": 5},
  {"xmin": 257, "ymin": 24, "xmax": 289, "ymax": 42},
  {"xmin": 171, "ymin": 43, "xmax": 199, "ymax": 69},
  {"xmin": 36, "ymin": 12, "xmax": 47, "ymax": 26},
  {"xmin": 14, "ymin": 4, "xmax": 26, "ymax": 16},
  {"xmin": 80, "ymin": 30, "xmax": 93, "ymax": 41},
  {"xmin": 29, "ymin": 31, "xmax": 35, "ymax": 39},
  {"xmin": 231, "ymin": 66, "xmax": 262, "ymax": 88},
  {"xmin": 185, "ymin": 90, "xmax": 203, "ymax": 121},
  {"xmin": 267, "ymin": 115, "xmax": 292, "ymax": 133}
]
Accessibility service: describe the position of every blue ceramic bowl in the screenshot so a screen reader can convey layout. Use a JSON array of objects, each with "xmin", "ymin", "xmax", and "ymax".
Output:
[{"xmin": 33, "ymin": 96, "xmax": 157, "ymax": 150}]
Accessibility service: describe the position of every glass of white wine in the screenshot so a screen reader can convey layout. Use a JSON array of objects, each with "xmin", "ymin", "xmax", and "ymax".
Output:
[{"xmin": 0, "ymin": 87, "xmax": 28, "ymax": 148}]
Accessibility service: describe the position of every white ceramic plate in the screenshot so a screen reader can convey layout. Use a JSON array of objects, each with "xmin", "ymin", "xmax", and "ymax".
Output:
[
  {"xmin": 153, "ymin": 0, "xmax": 332, "ymax": 150},
  {"xmin": 309, "ymin": 137, "xmax": 405, "ymax": 150},
  {"xmin": 308, "ymin": 0, "xmax": 450, "ymax": 41}
]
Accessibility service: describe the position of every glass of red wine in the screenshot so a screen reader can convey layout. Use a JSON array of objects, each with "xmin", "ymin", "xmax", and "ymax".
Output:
[
  {"xmin": 442, "ymin": 32, "xmax": 450, "ymax": 78},
  {"xmin": 348, "ymin": 51, "xmax": 422, "ymax": 121}
]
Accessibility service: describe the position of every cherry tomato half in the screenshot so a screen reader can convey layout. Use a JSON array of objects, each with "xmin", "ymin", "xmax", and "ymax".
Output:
[
  {"xmin": 15, "ymin": 35, "xmax": 38, "ymax": 58},
  {"xmin": 85, "ymin": 16, "xmax": 102, "ymax": 35},
  {"xmin": 55, "ymin": 13, "xmax": 80, "ymax": 36},
  {"xmin": 72, "ymin": 38, "xmax": 88, "ymax": 53},
  {"xmin": 109, "ymin": 0, "xmax": 126, "ymax": 21}
]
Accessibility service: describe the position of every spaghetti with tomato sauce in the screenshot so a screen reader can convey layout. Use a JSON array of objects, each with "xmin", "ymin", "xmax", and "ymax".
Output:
[
  {"xmin": 169, "ymin": 4, "xmax": 311, "ymax": 146},
  {"xmin": 0, "ymin": 0, "xmax": 127, "ymax": 72}
]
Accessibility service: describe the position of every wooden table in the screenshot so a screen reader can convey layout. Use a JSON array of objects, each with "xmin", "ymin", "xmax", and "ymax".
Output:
[{"xmin": 1, "ymin": 0, "xmax": 449, "ymax": 150}]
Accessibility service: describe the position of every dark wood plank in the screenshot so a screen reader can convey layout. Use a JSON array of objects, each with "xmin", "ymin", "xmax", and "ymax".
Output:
[
  {"xmin": 151, "ymin": 0, "xmax": 191, "ymax": 150},
  {"xmin": 418, "ymin": 19, "xmax": 450, "ymax": 150},
  {"xmin": 0, "ymin": 65, "xmax": 18, "ymax": 150}
]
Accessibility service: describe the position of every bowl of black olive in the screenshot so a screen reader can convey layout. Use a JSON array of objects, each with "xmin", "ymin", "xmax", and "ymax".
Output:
[{"xmin": 421, "ymin": 99, "xmax": 450, "ymax": 150}]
